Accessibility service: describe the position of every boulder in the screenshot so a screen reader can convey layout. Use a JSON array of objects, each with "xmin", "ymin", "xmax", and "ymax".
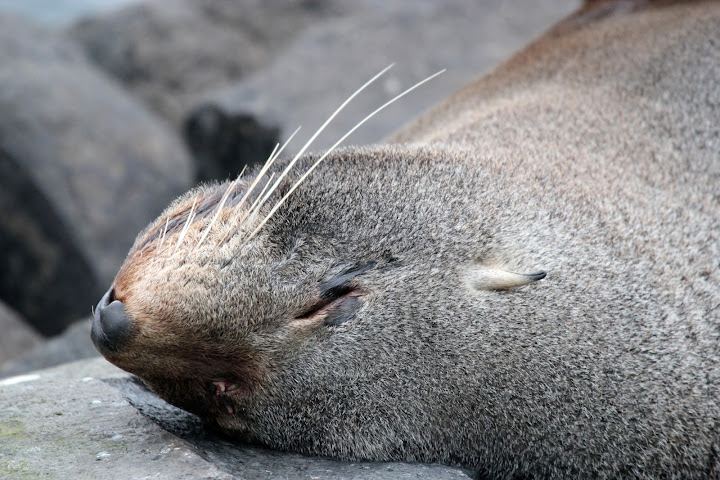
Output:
[
  {"xmin": 69, "ymin": 1, "xmax": 577, "ymax": 180},
  {"xmin": 0, "ymin": 14, "xmax": 192, "ymax": 298},
  {"xmin": 0, "ymin": 318, "xmax": 99, "ymax": 378},
  {"xmin": 68, "ymin": 0, "xmax": 350, "ymax": 128},
  {"xmin": 0, "ymin": 147, "xmax": 101, "ymax": 335},
  {"xmin": 184, "ymin": 0, "xmax": 578, "ymax": 173},
  {"xmin": 184, "ymin": 105, "xmax": 280, "ymax": 182},
  {"xmin": 0, "ymin": 359, "xmax": 472, "ymax": 479},
  {"xmin": 0, "ymin": 301, "xmax": 42, "ymax": 365}
]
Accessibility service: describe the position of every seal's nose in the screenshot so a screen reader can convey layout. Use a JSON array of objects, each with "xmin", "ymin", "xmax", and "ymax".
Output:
[{"xmin": 91, "ymin": 288, "xmax": 131, "ymax": 353}]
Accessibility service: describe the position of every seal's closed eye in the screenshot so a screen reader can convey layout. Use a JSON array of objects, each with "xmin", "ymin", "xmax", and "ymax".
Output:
[
  {"xmin": 295, "ymin": 263, "xmax": 376, "ymax": 326},
  {"xmin": 295, "ymin": 287, "xmax": 363, "ymax": 327}
]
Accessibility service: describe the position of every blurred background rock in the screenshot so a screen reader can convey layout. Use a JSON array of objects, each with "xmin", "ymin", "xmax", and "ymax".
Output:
[{"xmin": 0, "ymin": 0, "xmax": 577, "ymax": 377}]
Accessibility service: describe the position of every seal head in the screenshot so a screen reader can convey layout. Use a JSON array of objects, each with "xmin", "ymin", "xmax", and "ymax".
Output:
[{"xmin": 91, "ymin": 146, "xmax": 549, "ymax": 462}]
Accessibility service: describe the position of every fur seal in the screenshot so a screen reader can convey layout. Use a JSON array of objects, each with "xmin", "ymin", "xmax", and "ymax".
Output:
[{"xmin": 91, "ymin": 1, "xmax": 720, "ymax": 477}]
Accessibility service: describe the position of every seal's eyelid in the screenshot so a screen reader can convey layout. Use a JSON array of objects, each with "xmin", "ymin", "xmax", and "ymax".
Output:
[
  {"xmin": 294, "ymin": 283, "xmax": 363, "ymax": 327},
  {"xmin": 467, "ymin": 267, "xmax": 547, "ymax": 291},
  {"xmin": 320, "ymin": 262, "xmax": 377, "ymax": 293},
  {"xmin": 293, "ymin": 263, "xmax": 376, "ymax": 323}
]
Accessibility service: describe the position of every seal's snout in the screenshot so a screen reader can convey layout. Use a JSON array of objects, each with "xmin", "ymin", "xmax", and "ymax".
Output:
[{"xmin": 91, "ymin": 288, "xmax": 132, "ymax": 354}]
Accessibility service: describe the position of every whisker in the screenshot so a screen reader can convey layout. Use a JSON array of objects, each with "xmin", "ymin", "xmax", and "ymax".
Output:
[
  {"xmin": 220, "ymin": 172, "xmax": 279, "ymax": 269},
  {"xmin": 192, "ymin": 166, "xmax": 247, "ymax": 253},
  {"xmin": 215, "ymin": 126, "xmax": 301, "ymax": 251},
  {"xmin": 242, "ymin": 69, "xmax": 446, "ymax": 248},
  {"xmin": 266, "ymin": 142, "xmax": 281, "ymax": 168},
  {"xmin": 268, "ymin": 125, "xmax": 301, "ymax": 165},
  {"xmin": 248, "ymin": 64, "xmax": 395, "ymax": 227},
  {"xmin": 239, "ymin": 171, "xmax": 276, "ymax": 227},
  {"xmin": 205, "ymin": 172, "xmax": 277, "ymax": 269},
  {"xmin": 174, "ymin": 195, "xmax": 199, "ymax": 254},
  {"xmin": 158, "ymin": 217, "xmax": 170, "ymax": 249}
]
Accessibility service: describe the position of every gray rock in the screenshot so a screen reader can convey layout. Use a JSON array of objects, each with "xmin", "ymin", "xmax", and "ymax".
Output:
[
  {"xmin": 0, "ymin": 318, "xmax": 99, "ymax": 379},
  {"xmin": 0, "ymin": 301, "xmax": 42, "ymax": 365},
  {"xmin": 0, "ymin": 14, "xmax": 192, "ymax": 290},
  {"xmin": 184, "ymin": 105, "xmax": 281, "ymax": 182},
  {"xmin": 0, "ymin": 359, "xmax": 472, "ymax": 479},
  {"xmin": 187, "ymin": 0, "xmax": 578, "ymax": 170},
  {"xmin": 0, "ymin": 147, "xmax": 102, "ymax": 336},
  {"xmin": 68, "ymin": 0, "xmax": 350, "ymax": 127}
]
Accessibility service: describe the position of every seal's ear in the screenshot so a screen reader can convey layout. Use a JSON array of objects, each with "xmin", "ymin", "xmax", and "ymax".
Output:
[{"xmin": 467, "ymin": 267, "xmax": 546, "ymax": 291}]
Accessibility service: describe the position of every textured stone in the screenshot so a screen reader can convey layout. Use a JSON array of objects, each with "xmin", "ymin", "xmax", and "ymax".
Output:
[
  {"xmin": 68, "ymin": 0, "xmax": 349, "ymax": 127},
  {"xmin": 0, "ymin": 147, "xmax": 101, "ymax": 336},
  {"xmin": 0, "ymin": 319, "xmax": 99, "ymax": 379},
  {"xmin": 0, "ymin": 359, "xmax": 472, "ymax": 480},
  {"xmin": 184, "ymin": 105, "xmax": 281, "ymax": 181},
  {"xmin": 0, "ymin": 301, "xmax": 42, "ymax": 365},
  {"xmin": 187, "ymin": 0, "xmax": 578, "ymax": 172},
  {"xmin": 0, "ymin": 14, "xmax": 192, "ymax": 292}
]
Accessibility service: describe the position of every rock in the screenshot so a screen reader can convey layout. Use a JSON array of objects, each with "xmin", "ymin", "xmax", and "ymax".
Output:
[
  {"xmin": 69, "ymin": 1, "xmax": 577, "ymax": 179},
  {"xmin": 184, "ymin": 105, "xmax": 281, "ymax": 181},
  {"xmin": 0, "ymin": 319, "xmax": 99, "ymax": 378},
  {"xmin": 0, "ymin": 147, "xmax": 102, "ymax": 336},
  {"xmin": 0, "ymin": 301, "xmax": 42, "ymax": 365},
  {"xmin": 186, "ymin": 0, "xmax": 578, "ymax": 171},
  {"xmin": 68, "ymin": 0, "xmax": 350, "ymax": 128},
  {"xmin": 0, "ymin": 358, "xmax": 473, "ymax": 479},
  {"xmin": 0, "ymin": 14, "xmax": 192, "ymax": 295}
]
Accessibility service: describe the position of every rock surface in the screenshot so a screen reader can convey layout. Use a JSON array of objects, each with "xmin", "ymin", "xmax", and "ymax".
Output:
[
  {"xmin": 0, "ymin": 147, "xmax": 102, "ymax": 336},
  {"xmin": 0, "ymin": 319, "xmax": 99, "ymax": 379},
  {"xmin": 0, "ymin": 301, "xmax": 42, "ymax": 365},
  {"xmin": 185, "ymin": 105, "xmax": 281, "ymax": 182},
  {"xmin": 69, "ymin": 0, "xmax": 350, "ymax": 127},
  {"xmin": 70, "ymin": 0, "xmax": 578, "ymax": 179},
  {"xmin": 187, "ymin": 0, "xmax": 578, "ymax": 171},
  {"xmin": 0, "ymin": 14, "xmax": 192, "ymax": 292},
  {"xmin": 0, "ymin": 359, "xmax": 473, "ymax": 480}
]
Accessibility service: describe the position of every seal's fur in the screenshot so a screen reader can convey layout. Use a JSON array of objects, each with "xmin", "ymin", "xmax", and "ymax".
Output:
[{"xmin": 93, "ymin": 1, "xmax": 720, "ymax": 477}]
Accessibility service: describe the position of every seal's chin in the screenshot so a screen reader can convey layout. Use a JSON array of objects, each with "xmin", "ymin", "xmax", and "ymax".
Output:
[{"xmin": 91, "ymin": 287, "xmax": 132, "ymax": 355}]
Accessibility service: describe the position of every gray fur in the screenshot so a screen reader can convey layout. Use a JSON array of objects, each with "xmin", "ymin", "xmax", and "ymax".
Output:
[{"xmin": 96, "ymin": 2, "xmax": 720, "ymax": 478}]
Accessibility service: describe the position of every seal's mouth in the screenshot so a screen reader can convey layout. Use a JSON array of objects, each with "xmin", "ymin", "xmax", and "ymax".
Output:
[{"xmin": 211, "ymin": 380, "xmax": 242, "ymax": 414}]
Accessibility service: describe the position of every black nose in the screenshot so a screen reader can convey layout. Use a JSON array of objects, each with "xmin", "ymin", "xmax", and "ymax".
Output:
[{"xmin": 91, "ymin": 288, "xmax": 131, "ymax": 354}]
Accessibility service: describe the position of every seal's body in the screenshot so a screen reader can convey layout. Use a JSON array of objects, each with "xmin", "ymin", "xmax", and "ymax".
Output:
[{"xmin": 92, "ymin": 1, "xmax": 720, "ymax": 478}]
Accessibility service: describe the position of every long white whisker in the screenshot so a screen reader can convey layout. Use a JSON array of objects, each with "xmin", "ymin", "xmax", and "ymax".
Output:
[
  {"xmin": 158, "ymin": 217, "xmax": 170, "ymax": 249},
  {"xmin": 230, "ymin": 127, "xmax": 300, "ymax": 223},
  {"xmin": 269, "ymin": 125, "xmax": 300, "ymax": 165},
  {"xmin": 193, "ymin": 166, "xmax": 247, "ymax": 252},
  {"xmin": 242, "ymin": 69, "xmax": 446, "ymax": 247},
  {"xmin": 220, "ymin": 173, "xmax": 280, "ymax": 269},
  {"xmin": 266, "ymin": 142, "xmax": 280, "ymax": 167},
  {"xmin": 214, "ymin": 126, "xmax": 301, "ymax": 250},
  {"xmin": 174, "ymin": 195, "xmax": 199, "ymax": 254},
  {"xmin": 249, "ymin": 64, "xmax": 395, "ymax": 224},
  {"xmin": 240, "ymin": 171, "xmax": 276, "ymax": 226}
]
